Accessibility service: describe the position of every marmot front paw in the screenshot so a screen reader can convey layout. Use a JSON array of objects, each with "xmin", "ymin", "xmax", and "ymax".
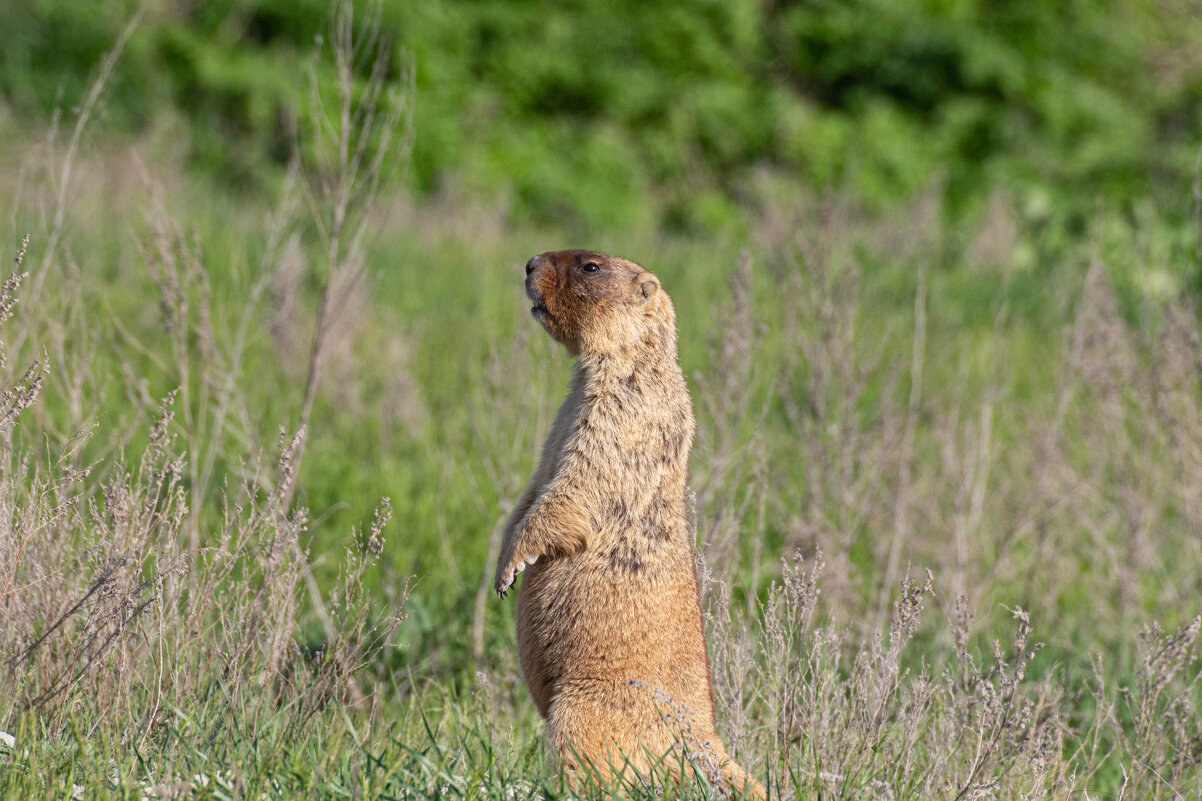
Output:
[{"xmin": 495, "ymin": 553, "xmax": 540, "ymax": 598}]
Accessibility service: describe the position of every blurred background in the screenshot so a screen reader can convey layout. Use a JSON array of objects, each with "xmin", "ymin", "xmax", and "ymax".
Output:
[
  {"xmin": 2, "ymin": 1, "xmax": 1202, "ymax": 796},
  {"xmin": 8, "ymin": 0, "xmax": 1202, "ymax": 229}
]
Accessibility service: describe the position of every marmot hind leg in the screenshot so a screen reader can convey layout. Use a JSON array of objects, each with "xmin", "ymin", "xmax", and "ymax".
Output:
[
  {"xmin": 545, "ymin": 682, "xmax": 671, "ymax": 790},
  {"xmin": 545, "ymin": 682, "xmax": 766, "ymax": 798}
]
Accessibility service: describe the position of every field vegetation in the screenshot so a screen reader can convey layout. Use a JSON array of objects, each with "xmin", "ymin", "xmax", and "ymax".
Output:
[{"xmin": 1, "ymin": 1, "xmax": 1201, "ymax": 798}]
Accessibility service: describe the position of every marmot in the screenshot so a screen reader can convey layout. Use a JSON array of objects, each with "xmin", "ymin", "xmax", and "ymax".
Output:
[{"xmin": 495, "ymin": 250, "xmax": 765, "ymax": 798}]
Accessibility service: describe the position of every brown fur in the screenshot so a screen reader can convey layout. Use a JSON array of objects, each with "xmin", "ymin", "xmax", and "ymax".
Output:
[{"xmin": 495, "ymin": 250, "xmax": 765, "ymax": 798}]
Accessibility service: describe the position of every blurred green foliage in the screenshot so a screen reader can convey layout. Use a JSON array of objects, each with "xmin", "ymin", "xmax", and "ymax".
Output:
[{"xmin": 4, "ymin": 0, "xmax": 1201, "ymax": 231}]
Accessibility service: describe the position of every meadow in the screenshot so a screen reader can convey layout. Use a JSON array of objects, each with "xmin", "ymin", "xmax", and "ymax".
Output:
[{"xmin": 1, "ymin": 2, "xmax": 1201, "ymax": 798}]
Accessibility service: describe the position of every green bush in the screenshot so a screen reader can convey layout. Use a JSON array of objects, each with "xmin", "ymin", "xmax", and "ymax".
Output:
[{"xmin": 5, "ymin": 0, "xmax": 1201, "ymax": 230}]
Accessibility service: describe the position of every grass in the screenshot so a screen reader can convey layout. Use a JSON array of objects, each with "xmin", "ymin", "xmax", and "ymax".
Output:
[{"xmin": 2, "ymin": 3, "xmax": 1201, "ymax": 798}]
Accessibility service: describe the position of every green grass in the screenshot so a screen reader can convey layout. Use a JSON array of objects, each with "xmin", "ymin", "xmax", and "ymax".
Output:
[{"xmin": 2, "ymin": 155, "xmax": 1199, "ymax": 795}]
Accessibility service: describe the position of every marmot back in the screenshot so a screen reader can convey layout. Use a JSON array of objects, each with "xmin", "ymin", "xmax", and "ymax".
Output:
[{"xmin": 495, "ymin": 250, "xmax": 765, "ymax": 798}]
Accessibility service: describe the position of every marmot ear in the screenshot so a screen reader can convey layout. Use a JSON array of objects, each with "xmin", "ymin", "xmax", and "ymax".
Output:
[{"xmin": 637, "ymin": 274, "xmax": 659, "ymax": 304}]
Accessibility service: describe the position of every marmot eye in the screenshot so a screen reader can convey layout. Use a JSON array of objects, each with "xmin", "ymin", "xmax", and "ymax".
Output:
[{"xmin": 581, "ymin": 262, "xmax": 601, "ymax": 273}]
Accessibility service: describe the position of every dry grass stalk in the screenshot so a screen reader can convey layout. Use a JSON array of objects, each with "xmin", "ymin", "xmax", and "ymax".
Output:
[
  {"xmin": 0, "ymin": 2, "xmax": 415, "ymax": 754},
  {"xmin": 1, "ymin": 365, "xmax": 408, "ymax": 747},
  {"xmin": 13, "ymin": 10, "xmax": 143, "ymax": 362},
  {"xmin": 688, "ymin": 195, "xmax": 1201, "ymax": 797},
  {"xmin": 291, "ymin": 0, "xmax": 415, "ymax": 489}
]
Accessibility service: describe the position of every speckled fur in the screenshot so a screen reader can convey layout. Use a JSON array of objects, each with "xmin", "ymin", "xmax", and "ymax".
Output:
[{"xmin": 495, "ymin": 251, "xmax": 765, "ymax": 798}]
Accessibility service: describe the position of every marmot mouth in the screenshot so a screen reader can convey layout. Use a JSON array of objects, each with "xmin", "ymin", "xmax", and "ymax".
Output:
[{"xmin": 530, "ymin": 302, "xmax": 549, "ymax": 321}]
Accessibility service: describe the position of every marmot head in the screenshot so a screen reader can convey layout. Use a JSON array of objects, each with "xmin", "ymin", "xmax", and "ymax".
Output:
[{"xmin": 524, "ymin": 250, "xmax": 674, "ymax": 356}]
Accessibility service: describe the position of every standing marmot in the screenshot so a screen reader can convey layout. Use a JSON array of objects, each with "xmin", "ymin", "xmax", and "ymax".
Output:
[{"xmin": 495, "ymin": 250, "xmax": 765, "ymax": 798}]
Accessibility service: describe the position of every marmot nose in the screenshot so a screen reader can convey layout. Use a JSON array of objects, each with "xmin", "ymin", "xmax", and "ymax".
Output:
[{"xmin": 525, "ymin": 256, "xmax": 538, "ymax": 276}]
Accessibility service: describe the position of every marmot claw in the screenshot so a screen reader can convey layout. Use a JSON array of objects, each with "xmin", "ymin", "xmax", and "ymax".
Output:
[
  {"xmin": 496, "ymin": 553, "xmax": 540, "ymax": 598},
  {"xmin": 495, "ymin": 570, "xmax": 514, "ymax": 597}
]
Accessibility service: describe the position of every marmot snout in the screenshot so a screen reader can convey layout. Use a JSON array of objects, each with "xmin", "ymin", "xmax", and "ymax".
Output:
[{"xmin": 495, "ymin": 250, "xmax": 765, "ymax": 798}]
